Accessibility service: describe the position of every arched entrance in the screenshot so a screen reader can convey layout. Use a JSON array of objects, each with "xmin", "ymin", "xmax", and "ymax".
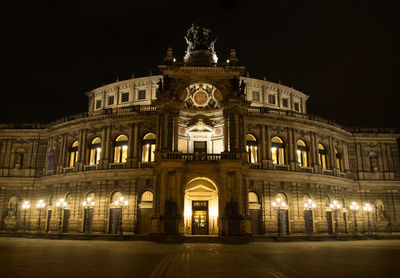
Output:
[
  {"xmin": 184, "ymin": 177, "xmax": 218, "ymax": 235},
  {"xmin": 137, "ymin": 191, "xmax": 153, "ymax": 234},
  {"xmin": 249, "ymin": 192, "xmax": 262, "ymax": 235}
]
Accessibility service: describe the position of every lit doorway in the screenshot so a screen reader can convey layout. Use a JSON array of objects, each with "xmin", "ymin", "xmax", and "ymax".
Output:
[{"xmin": 184, "ymin": 177, "xmax": 218, "ymax": 235}]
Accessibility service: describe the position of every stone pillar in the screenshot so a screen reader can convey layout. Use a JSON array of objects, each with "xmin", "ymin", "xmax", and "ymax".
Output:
[
  {"xmin": 163, "ymin": 113, "xmax": 169, "ymax": 150},
  {"xmin": 105, "ymin": 125, "xmax": 112, "ymax": 163},
  {"xmin": 234, "ymin": 113, "xmax": 239, "ymax": 150},
  {"xmin": 224, "ymin": 114, "xmax": 229, "ymax": 152},
  {"xmin": 241, "ymin": 114, "xmax": 247, "ymax": 152},
  {"xmin": 132, "ymin": 124, "xmax": 139, "ymax": 167},
  {"xmin": 329, "ymin": 137, "xmax": 335, "ymax": 170},
  {"xmin": 126, "ymin": 124, "xmax": 134, "ymax": 167},
  {"xmin": 173, "ymin": 113, "xmax": 179, "ymax": 151},
  {"xmin": 81, "ymin": 129, "xmax": 87, "ymax": 165},
  {"xmin": 60, "ymin": 134, "xmax": 67, "ymax": 168},
  {"xmin": 343, "ymin": 142, "xmax": 350, "ymax": 171},
  {"xmin": 260, "ymin": 125, "xmax": 266, "ymax": 160}
]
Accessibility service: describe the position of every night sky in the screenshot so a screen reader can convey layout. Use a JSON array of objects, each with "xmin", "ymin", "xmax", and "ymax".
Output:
[{"xmin": 1, "ymin": 1, "xmax": 399, "ymax": 131}]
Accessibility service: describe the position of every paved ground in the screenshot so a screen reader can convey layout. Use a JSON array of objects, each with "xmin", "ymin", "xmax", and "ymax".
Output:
[{"xmin": 0, "ymin": 238, "xmax": 399, "ymax": 278}]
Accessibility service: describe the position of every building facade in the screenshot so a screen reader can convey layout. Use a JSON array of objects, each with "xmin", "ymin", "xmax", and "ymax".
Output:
[{"xmin": 1, "ymin": 27, "xmax": 400, "ymax": 238}]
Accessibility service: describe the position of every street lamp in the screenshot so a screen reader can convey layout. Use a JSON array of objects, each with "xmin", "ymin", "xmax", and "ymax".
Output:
[
  {"xmin": 36, "ymin": 200, "xmax": 46, "ymax": 234},
  {"xmin": 82, "ymin": 197, "xmax": 95, "ymax": 234},
  {"xmin": 349, "ymin": 201, "xmax": 360, "ymax": 234},
  {"xmin": 22, "ymin": 201, "xmax": 30, "ymax": 233},
  {"xmin": 363, "ymin": 203, "xmax": 373, "ymax": 236},
  {"xmin": 55, "ymin": 198, "xmax": 68, "ymax": 235},
  {"xmin": 330, "ymin": 200, "xmax": 341, "ymax": 235},
  {"xmin": 272, "ymin": 197, "xmax": 287, "ymax": 235},
  {"xmin": 114, "ymin": 196, "xmax": 128, "ymax": 236},
  {"xmin": 303, "ymin": 199, "xmax": 316, "ymax": 235}
]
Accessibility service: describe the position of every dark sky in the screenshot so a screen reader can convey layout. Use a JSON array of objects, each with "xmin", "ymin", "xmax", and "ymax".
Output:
[{"xmin": 1, "ymin": 1, "xmax": 399, "ymax": 131}]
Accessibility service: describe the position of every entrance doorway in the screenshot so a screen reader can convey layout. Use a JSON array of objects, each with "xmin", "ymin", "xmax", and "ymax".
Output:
[
  {"xmin": 83, "ymin": 208, "xmax": 94, "ymax": 234},
  {"xmin": 278, "ymin": 209, "xmax": 289, "ymax": 235},
  {"xmin": 249, "ymin": 192, "xmax": 262, "ymax": 235},
  {"xmin": 184, "ymin": 177, "xmax": 218, "ymax": 235},
  {"xmin": 192, "ymin": 201, "xmax": 208, "ymax": 235},
  {"xmin": 137, "ymin": 191, "xmax": 153, "ymax": 234},
  {"xmin": 194, "ymin": 141, "xmax": 207, "ymax": 153},
  {"xmin": 304, "ymin": 210, "xmax": 314, "ymax": 234},
  {"xmin": 326, "ymin": 211, "xmax": 333, "ymax": 234}
]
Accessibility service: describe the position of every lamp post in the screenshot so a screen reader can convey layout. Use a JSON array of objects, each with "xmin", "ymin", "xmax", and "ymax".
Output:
[
  {"xmin": 330, "ymin": 200, "xmax": 341, "ymax": 236},
  {"xmin": 303, "ymin": 199, "xmax": 316, "ymax": 235},
  {"xmin": 55, "ymin": 198, "xmax": 68, "ymax": 236},
  {"xmin": 114, "ymin": 196, "xmax": 128, "ymax": 236},
  {"xmin": 82, "ymin": 197, "xmax": 95, "ymax": 234},
  {"xmin": 36, "ymin": 200, "xmax": 45, "ymax": 234},
  {"xmin": 363, "ymin": 203, "xmax": 373, "ymax": 236},
  {"xmin": 349, "ymin": 201, "xmax": 360, "ymax": 234},
  {"xmin": 22, "ymin": 201, "xmax": 30, "ymax": 233},
  {"xmin": 272, "ymin": 197, "xmax": 287, "ymax": 236}
]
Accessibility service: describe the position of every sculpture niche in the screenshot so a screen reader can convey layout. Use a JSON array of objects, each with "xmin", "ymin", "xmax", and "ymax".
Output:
[{"xmin": 184, "ymin": 24, "xmax": 218, "ymax": 64}]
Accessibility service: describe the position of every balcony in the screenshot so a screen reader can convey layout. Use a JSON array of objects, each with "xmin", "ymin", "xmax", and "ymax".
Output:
[
  {"xmin": 182, "ymin": 153, "xmax": 221, "ymax": 161},
  {"xmin": 138, "ymin": 162, "xmax": 154, "ymax": 168}
]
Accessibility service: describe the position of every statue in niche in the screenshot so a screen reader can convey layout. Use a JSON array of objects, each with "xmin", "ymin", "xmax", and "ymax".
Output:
[
  {"xmin": 14, "ymin": 152, "xmax": 23, "ymax": 169},
  {"xmin": 239, "ymin": 80, "xmax": 246, "ymax": 95},
  {"xmin": 185, "ymin": 24, "xmax": 217, "ymax": 53},
  {"xmin": 156, "ymin": 79, "xmax": 163, "ymax": 98},
  {"xmin": 369, "ymin": 152, "xmax": 378, "ymax": 172},
  {"xmin": 6, "ymin": 200, "xmax": 17, "ymax": 218}
]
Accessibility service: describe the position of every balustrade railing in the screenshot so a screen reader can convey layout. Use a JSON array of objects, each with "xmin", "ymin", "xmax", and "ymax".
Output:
[
  {"xmin": 274, "ymin": 164, "xmax": 289, "ymax": 171},
  {"xmin": 249, "ymin": 163, "xmax": 262, "ymax": 169},
  {"xmin": 63, "ymin": 167, "xmax": 74, "ymax": 174},
  {"xmin": 322, "ymin": 169, "xmax": 334, "ymax": 176},
  {"xmin": 300, "ymin": 166, "xmax": 313, "ymax": 173},
  {"xmin": 84, "ymin": 165, "xmax": 97, "ymax": 171},
  {"xmin": 138, "ymin": 162, "xmax": 154, "ymax": 168},
  {"xmin": 109, "ymin": 162, "xmax": 126, "ymax": 169}
]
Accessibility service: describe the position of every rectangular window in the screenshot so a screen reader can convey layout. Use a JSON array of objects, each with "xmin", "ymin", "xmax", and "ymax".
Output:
[
  {"xmin": 268, "ymin": 94, "xmax": 276, "ymax": 104},
  {"xmin": 138, "ymin": 90, "xmax": 146, "ymax": 100},
  {"xmin": 95, "ymin": 100, "xmax": 102, "ymax": 109},
  {"xmin": 121, "ymin": 92, "xmax": 129, "ymax": 102},
  {"xmin": 108, "ymin": 96, "xmax": 114, "ymax": 106},
  {"xmin": 282, "ymin": 98, "xmax": 288, "ymax": 108},
  {"xmin": 294, "ymin": 102, "xmax": 300, "ymax": 112},
  {"xmin": 252, "ymin": 91, "xmax": 260, "ymax": 101}
]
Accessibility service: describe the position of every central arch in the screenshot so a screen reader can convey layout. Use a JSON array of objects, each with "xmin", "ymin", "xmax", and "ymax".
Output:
[{"xmin": 184, "ymin": 177, "xmax": 219, "ymax": 235}]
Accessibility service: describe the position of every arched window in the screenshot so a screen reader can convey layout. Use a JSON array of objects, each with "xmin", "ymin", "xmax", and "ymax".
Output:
[
  {"xmin": 246, "ymin": 134, "xmax": 258, "ymax": 163},
  {"xmin": 142, "ymin": 133, "xmax": 156, "ymax": 162},
  {"xmin": 141, "ymin": 191, "xmax": 153, "ymax": 202},
  {"xmin": 271, "ymin": 136, "xmax": 285, "ymax": 165},
  {"xmin": 249, "ymin": 192, "xmax": 259, "ymax": 203},
  {"xmin": 318, "ymin": 144, "xmax": 328, "ymax": 170},
  {"xmin": 14, "ymin": 151, "xmax": 24, "ymax": 169},
  {"xmin": 110, "ymin": 191, "xmax": 123, "ymax": 204},
  {"xmin": 114, "ymin": 135, "xmax": 128, "ymax": 163},
  {"xmin": 296, "ymin": 140, "xmax": 308, "ymax": 167},
  {"xmin": 335, "ymin": 148, "xmax": 343, "ymax": 172},
  {"xmin": 69, "ymin": 140, "xmax": 79, "ymax": 167},
  {"xmin": 89, "ymin": 137, "xmax": 101, "ymax": 165}
]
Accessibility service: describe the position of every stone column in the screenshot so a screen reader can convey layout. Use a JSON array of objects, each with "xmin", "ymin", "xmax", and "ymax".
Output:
[
  {"xmin": 241, "ymin": 114, "xmax": 247, "ymax": 152},
  {"xmin": 224, "ymin": 114, "xmax": 229, "ymax": 152},
  {"xmin": 329, "ymin": 137, "xmax": 335, "ymax": 170},
  {"xmin": 163, "ymin": 113, "xmax": 169, "ymax": 150},
  {"xmin": 60, "ymin": 134, "xmax": 67, "ymax": 168},
  {"xmin": 260, "ymin": 125, "xmax": 266, "ymax": 161},
  {"xmin": 234, "ymin": 113, "xmax": 239, "ymax": 150},
  {"xmin": 127, "ymin": 124, "xmax": 134, "ymax": 166},
  {"xmin": 343, "ymin": 142, "xmax": 350, "ymax": 171},
  {"xmin": 133, "ymin": 124, "xmax": 140, "ymax": 162},
  {"xmin": 173, "ymin": 113, "xmax": 179, "ymax": 151}
]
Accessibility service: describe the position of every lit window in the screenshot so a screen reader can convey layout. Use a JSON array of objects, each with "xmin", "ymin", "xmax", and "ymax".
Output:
[
  {"xmin": 268, "ymin": 94, "xmax": 276, "ymax": 104},
  {"xmin": 114, "ymin": 135, "xmax": 128, "ymax": 163},
  {"xmin": 121, "ymin": 92, "xmax": 129, "ymax": 102},
  {"xmin": 271, "ymin": 136, "xmax": 285, "ymax": 165},
  {"xmin": 296, "ymin": 140, "xmax": 308, "ymax": 167},
  {"xmin": 142, "ymin": 133, "xmax": 156, "ymax": 162},
  {"xmin": 335, "ymin": 148, "xmax": 344, "ymax": 172},
  {"xmin": 69, "ymin": 140, "xmax": 79, "ymax": 167},
  {"xmin": 318, "ymin": 144, "xmax": 328, "ymax": 170},
  {"xmin": 138, "ymin": 90, "xmax": 146, "ymax": 100},
  {"xmin": 282, "ymin": 98, "xmax": 288, "ymax": 108},
  {"xmin": 108, "ymin": 96, "xmax": 114, "ymax": 105},
  {"xmin": 246, "ymin": 134, "xmax": 258, "ymax": 163},
  {"xmin": 252, "ymin": 91, "xmax": 260, "ymax": 101},
  {"xmin": 89, "ymin": 137, "xmax": 101, "ymax": 165},
  {"xmin": 95, "ymin": 100, "xmax": 102, "ymax": 109}
]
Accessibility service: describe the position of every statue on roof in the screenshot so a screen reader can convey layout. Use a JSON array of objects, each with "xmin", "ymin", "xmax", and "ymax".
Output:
[{"xmin": 185, "ymin": 24, "xmax": 217, "ymax": 54}]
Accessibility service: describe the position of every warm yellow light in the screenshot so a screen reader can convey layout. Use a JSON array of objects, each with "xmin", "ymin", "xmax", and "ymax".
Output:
[
  {"xmin": 281, "ymin": 202, "xmax": 286, "ymax": 207},
  {"xmin": 184, "ymin": 206, "xmax": 192, "ymax": 217},
  {"xmin": 122, "ymin": 145, "xmax": 128, "ymax": 150},
  {"xmin": 120, "ymin": 196, "xmax": 124, "ymax": 202},
  {"xmin": 91, "ymin": 201, "xmax": 95, "ymax": 206},
  {"xmin": 60, "ymin": 198, "xmax": 65, "ymax": 203},
  {"xmin": 63, "ymin": 202, "xmax": 67, "ymax": 207},
  {"xmin": 124, "ymin": 200, "xmax": 129, "ymax": 206},
  {"xmin": 277, "ymin": 197, "xmax": 281, "ymax": 203},
  {"xmin": 311, "ymin": 203, "xmax": 316, "ymax": 208},
  {"xmin": 308, "ymin": 199, "xmax": 312, "ymax": 204},
  {"xmin": 304, "ymin": 203, "xmax": 308, "ymax": 208},
  {"xmin": 271, "ymin": 147, "xmax": 277, "ymax": 153},
  {"xmin": 82, "ymin": 201, "xmax": 87, "ymax": 206},
  {"xmin": 272, "ymin": 202, "xmax": 277, "ymax": 207},
  {"xmin": 56, "ymin": 202, "xmax": 60, "ymax": 207},
  {"xmin": 209, "ymin": 207, "xmax": 218, "ymax": 217},
  {"xmin": 114, "ymin": 200, "xmax": 119, "ymax": 206}
]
